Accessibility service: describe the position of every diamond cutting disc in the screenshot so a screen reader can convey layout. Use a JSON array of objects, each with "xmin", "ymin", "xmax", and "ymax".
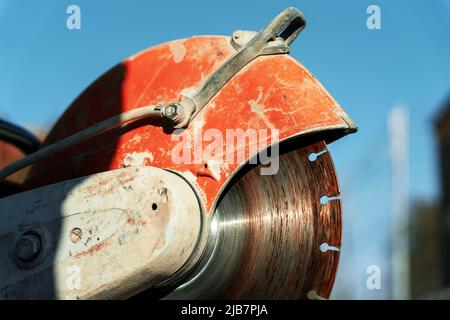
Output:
[{"xmin": 162, "ymin": 141, "xmax": 342, "ymax": 299}]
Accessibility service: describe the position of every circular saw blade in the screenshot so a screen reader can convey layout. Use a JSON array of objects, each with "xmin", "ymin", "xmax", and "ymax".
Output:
[{"xmin": 163, "ymin": 141, "xmax": 342, "ymax": 299}]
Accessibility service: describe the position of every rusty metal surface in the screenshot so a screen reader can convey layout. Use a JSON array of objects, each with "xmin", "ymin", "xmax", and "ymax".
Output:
[
  {"xmin": 162, "ymin": 141, "xmax": 341, "ymax": 299},
  {"xmin": 22, "ymin": 35, "xmax": 355, "ymax": 215},
  {"xmin": 0, "ymin": 166, "xmax": 201, "ymax": 299}
]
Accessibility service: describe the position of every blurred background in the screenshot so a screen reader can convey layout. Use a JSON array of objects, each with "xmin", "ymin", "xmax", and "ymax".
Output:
[{"xmin": 0, "ymin": 0, "xmax": 449, "ymax": 299}]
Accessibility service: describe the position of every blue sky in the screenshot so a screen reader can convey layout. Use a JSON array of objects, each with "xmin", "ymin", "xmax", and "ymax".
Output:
[{"xmin": 1, "ymin": 0, "xmax": 449, "ymax": 298}]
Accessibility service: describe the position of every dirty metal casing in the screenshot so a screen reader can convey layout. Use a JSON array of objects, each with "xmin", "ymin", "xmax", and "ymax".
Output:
[
  {"xmin": 22, "ymin": 35, "xmax": 356, "ymax": 214},
  {"xmin": 11, "ymin": 35, "xmax": 357, "ymax": 299},
  {"xmin": 0, "ymin": 166, "xmax": 201, "ymax": 299}
]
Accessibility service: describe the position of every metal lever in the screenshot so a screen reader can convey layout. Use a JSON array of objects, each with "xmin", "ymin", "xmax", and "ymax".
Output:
[
  {"xmin": 276, "ymin": 7, "xmax": 306, "ymax": 46},
  {"xmin": 182, "ymin": 7, "xmax": 306, "ymax": 121}
]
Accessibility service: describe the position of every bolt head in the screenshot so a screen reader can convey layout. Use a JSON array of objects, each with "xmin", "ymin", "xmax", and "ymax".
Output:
[
  {"xmin": 15, "ymin": 233, "xmax": 41, "ymax": 262},
  {"xmin": 70, "ymin": 228, "xmax": 83, "ymax": 243},
  {"xmin": 164, "ymin": 103, "xmax": 181, "ymax": 120}
]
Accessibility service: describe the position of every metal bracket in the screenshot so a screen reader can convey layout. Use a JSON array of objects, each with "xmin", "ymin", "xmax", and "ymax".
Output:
[{"xmin": 230, "ymin": 30, "xmax": 289, "ymax": 55}]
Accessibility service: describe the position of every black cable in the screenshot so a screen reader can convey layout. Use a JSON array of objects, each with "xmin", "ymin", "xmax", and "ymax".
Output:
[{"xmin": 0, "ymin": 118, "xmax": 41, "ymax": 154}]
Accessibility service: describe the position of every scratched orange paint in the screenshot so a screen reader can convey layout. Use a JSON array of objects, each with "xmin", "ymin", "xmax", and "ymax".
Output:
[{"xmin": 25, "ymin": 36, "xmax": 352, "ymax": 213}]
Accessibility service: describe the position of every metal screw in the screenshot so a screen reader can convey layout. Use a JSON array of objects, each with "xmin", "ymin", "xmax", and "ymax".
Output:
[
  {"xmin": 163, "ymin": 103, "xmax": 182, "ymax": 121},
  {"xmin": 15, "ymin": 233, "xmax": 42, "ymax": 262},
  {"xmin": 70, "ymin": 228, "xmax": 82, "ymax": 243}
]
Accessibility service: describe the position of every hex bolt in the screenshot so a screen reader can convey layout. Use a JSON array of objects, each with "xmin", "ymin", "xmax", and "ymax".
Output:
[
  {"xmin": 15, "ymin": 233, "xmax": 42, "ymax": 262},
  {"xmin": 70, "ymin": 228, "xmax": 82, "ymax": 243},
  {"xmin": 163, "ymin": 103, "xmax": 183, "ymax": 123},
  {"xmin": 164, "ymin": 105, "xmax": 177, "ymax": 118}
]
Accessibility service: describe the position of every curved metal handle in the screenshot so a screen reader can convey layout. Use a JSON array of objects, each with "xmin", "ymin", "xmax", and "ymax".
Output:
[
  {"xmin": 187, "ymin": 7, "xmax": 307, "ymax": 120},
  {"xmin": 262, "ymin": 7, "xmax": 306, "ymax": 46}
]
